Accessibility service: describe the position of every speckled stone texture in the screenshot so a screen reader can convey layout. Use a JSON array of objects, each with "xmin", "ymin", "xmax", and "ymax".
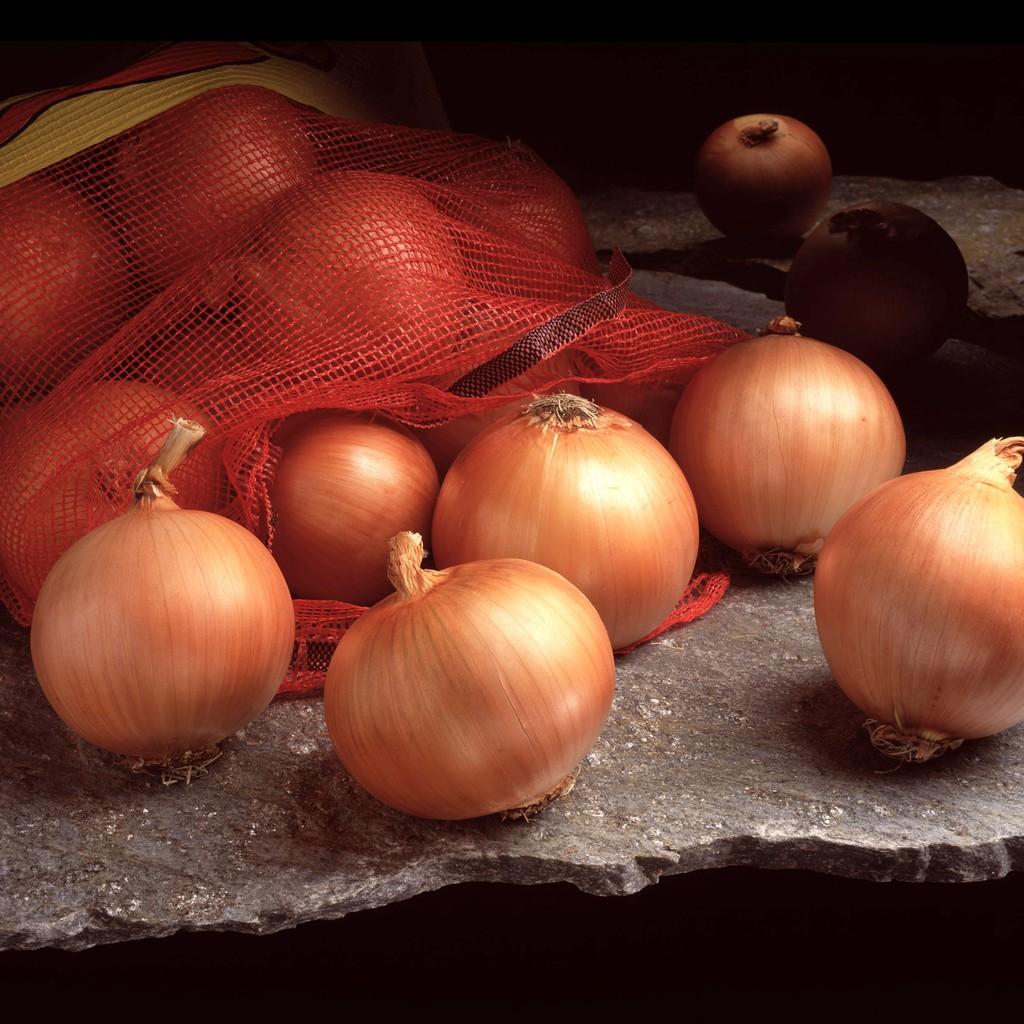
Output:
[{"xmin": 2, "ymin": 181, "xmax": 1023, "ymax": 952}]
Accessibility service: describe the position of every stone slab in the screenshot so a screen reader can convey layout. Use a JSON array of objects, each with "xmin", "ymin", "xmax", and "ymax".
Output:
[
  {"xmin": 2, "ymin": 246, "xmax": 1023, "ymax": 954},
  {"xmin": 582, "ymin": 177, "xmax": 1024, "ymax": 357}
]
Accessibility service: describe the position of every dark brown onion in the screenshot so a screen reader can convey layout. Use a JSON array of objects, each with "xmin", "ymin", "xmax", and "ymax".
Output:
[
  {"xmin": 784, "ymin": 201, "xmax": 968, "ymax": 372},
  {"xmin": 694, "ymin": 114, "xmax": 832, "ymax": 239}
]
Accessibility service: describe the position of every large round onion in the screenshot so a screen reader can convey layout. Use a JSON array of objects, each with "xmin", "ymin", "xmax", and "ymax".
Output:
[
  {"xmin": 431, "ymin": 393, "xmax": 699, "ymax": 649},
  {"xmin": 116, "ymin": 86, "xmax": 316, "ymax": 292},
  {"xmin": 270, "ymin": 412, "xmax": 439, "ymax": 604},
  {"xmin": 784, "ymin": 200, "xmax": 969, "ymax": 371},
  {"xmin": 694, "ymin": 113, "xmax": 832, "ymax": 239},
  {"xmin": 31, "ymin": 420, "xmax": 295, "ymax": 766},
  {"xmin": 669, "ymin": 316, "xmax": 906, "ymax": 573},
  {"xmin": 324, "ymin": 531, "xmax": 616, "ymax": 820},
  {"xmin": 814, "ymin": 437, "xmax": 1024, "ymax": 763}
]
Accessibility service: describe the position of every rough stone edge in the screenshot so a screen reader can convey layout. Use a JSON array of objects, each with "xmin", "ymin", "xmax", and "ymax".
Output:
[{"xmin": 6, "ymin": 833, "xmax": 1023, "ymax": 953}]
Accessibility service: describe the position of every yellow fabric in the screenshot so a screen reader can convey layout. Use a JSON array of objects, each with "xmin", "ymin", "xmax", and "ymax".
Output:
[{"xmin": 0, "ymin": 50, "xmax": 377, "ymax": 189}]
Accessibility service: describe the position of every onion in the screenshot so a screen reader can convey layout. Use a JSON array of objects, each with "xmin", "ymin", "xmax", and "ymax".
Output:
[
  {"xmin": 784, "ymin": 200, "xmax": 969, "ymax": 371},
  {"xmin": 270, "ymin": 412, "xmax": 439, "ymax": 604},
  {"xmin": 0, "ymin": 176, "xmax": 130, "ymax": 386},
  {"xmin": 30, "ymin": 419, "xmax": 295, "ymax": 775},
  {"xmin": 0, "ymin": 380, "xmax": 219, "ymax": 605},
  {"xmin": 431, "ymin": 393, "xmax": 699, "ymax": 649},
  {"xmin": 324, "ymin": 531, "xmax": 616, "ymax": 820},
  {"xmin": 694, "ymin": 114, "xmax": 832, "ymax": 239},
  {"xmin": 116, "ymin": 86, "xmax": 316, "ymax": 293},
  {"xmin": 669, "ymin": 316, "xmax": 905, "ymax": 573},
  {"xmin": 814, "ymin": 438, "xmax": 1024, "ymax": 763}
]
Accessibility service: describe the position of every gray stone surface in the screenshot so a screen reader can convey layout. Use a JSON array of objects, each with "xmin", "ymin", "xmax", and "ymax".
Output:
[
  {"xmin": 583, "ymin": 177, "xmax": 1024, "ymax": 357},
  {"xmin": 2, "ymin": 197, "xmax": 1023, "ymax": 953}
]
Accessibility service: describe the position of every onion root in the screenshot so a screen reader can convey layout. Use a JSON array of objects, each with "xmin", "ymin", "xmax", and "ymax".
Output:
[
  {"xmin": 120, "ymin": 745, "xmax": 223, "ymax": 786},
  {"xmin": 499, "ymin": 768, "xmax": 580, "ymax": 822},
  {"xmin": 864, "ymin": 720, "xmax": 963, "ymax": 765}
]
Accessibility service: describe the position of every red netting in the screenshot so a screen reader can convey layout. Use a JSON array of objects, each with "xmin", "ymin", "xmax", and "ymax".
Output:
[{"xmin": 0, "ymin": 81, "xmax": 746, "ymax": 690}]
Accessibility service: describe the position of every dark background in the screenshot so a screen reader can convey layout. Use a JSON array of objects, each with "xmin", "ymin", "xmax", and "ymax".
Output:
[{"xmin": 0, "ymin": 40, "xmax": 1021, "ymax": 1001}]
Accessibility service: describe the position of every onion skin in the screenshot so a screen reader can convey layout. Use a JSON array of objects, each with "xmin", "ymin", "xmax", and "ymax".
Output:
[
  {"xmin": 421, "ymin": 349, "xmax": 581, "ymax": 477},
  {"xmin": 580, "ymin": 380, "xmax": 682, "ymax": 448},
  {"xmin": 814, "ymin": 438, "xmax": 1024, "ymax": 761},
  {"xmin": 271, "ymin": 413, "xmax": 439, "ymax": 604},
  {"xmin": 325, "ymin": 532, "xmax": 615, "ymax": 820},
  {"xmin": 694, "ymin": 114, "xmax": 832, "ymax": 239},
  {"xmin": 669, "ymin": 318, "xmax": 906, "ymax": 571},
  {"xmin": 31, "ymin": 422, "xmax": 295, "ymax": 760},
  {"xmin": 784, "ymin": 201, "xmax": 969, "ymax": 372},
  {"xmin": 431, "ymin": 394, "xmax": 699, "ymax": 650}
]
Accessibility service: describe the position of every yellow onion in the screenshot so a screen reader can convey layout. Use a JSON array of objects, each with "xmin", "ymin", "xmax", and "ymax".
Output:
[
  {"xmin": 431, "ymin": 393, "xmax": 699, "ymax": 649},
  {"xmin": 814, "ymin": 437, "xmax": 1024, "ymax": 763},
  {"xmin": 669, "ymin": 316, "xmax": 906, "ymax": 573},
  {"xmin": 324, "ymin": 531, "xmax": 615, "ymax": 820},
  {"xmin": 30, "ymin": 419, "xmax": 295, "ymax": 775},
  {"xmin": 270, "ymin": 412, "xmax": 439, "ymax": 604}
]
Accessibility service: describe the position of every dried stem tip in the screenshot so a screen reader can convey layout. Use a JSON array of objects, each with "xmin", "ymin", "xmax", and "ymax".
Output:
[
  {"xmin": 387, "ymin": 531, "xmax": 441, "ymax": 600},
  {"xmin": 739, "ymin": 118, "xmax": 780, "ymax": 146},
  {"xmin": 526, "ymin": 393, "xmax": 604, "ymax": 432},
  {"xmin": 949, "ymin": 436, "xmax": 1024, "ymax": 491},
  {"xmin": 765, "ymin": 315, "xmax": 802, "ymax": 337},
  {"xmin": 133, "ymin": 417, "xmax": 207, "ymax": 499},
  {"xmin": 829, "ymin": 207, "xmax": 890, "ymax": 236}
]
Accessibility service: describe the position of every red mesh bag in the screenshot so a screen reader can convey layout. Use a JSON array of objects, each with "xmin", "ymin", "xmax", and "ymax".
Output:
[{"xmin": 0, "ymin": 43, "xmax": 744, "ymax": 693}]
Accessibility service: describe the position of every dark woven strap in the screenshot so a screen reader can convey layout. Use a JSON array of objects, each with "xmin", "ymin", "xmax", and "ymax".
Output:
[{"xmin": 450, "ymin": 248, "xmax": 632, "ymax": 398}]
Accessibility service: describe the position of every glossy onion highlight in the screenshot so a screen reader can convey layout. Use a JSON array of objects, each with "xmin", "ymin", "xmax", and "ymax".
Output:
[
  {"xmin": 324, "ymin": 532, "xmax": 616, "ymax": 820},
  {"xmin": 432, "ymin": 394, "xmax": 700, "ymax": 650},
  {"xmin": 670, "ymin": 316, "xmax": 906, "ymax": 573},
  {"xmin": 815, "ymin": 437, "xmax": 1024, "ymax": 763},
  {"xmin": 31, "ymin": 420, "xmax": 295, "ymax": 769}
]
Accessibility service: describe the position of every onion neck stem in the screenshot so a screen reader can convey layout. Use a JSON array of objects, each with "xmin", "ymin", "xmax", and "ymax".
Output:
[
  {"xmin": 829, "ymin": 207, "xmax": 890, "ymax": 238},
  {"xmin": 766, "ymin": 315, "xmax": 802, "ymax": 337},
  {"xmin": 387, "ymin": 532, "xmax": 442, "ymax": 600},
  {"xmin": 949, "ymin": 436, "xmax": 1024, "ymax": 491},
  {"xmin": 132, "ymin": 418, "xmax": 207, "ymax": 502},
  {"xmin": 526, "ymin": 393, "xmax": 604, "ymax": 433},
  {"xmin": 739, "ymin": 118, "xmax": 779, "ymax": 146}
]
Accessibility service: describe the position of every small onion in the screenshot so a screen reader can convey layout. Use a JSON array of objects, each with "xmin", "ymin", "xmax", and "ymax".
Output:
[
  {"xmin": 270, "ymin": 412, "xmax": 439, "ymax": 604},
  {"xmin": 694, "ymin": 114, "xmax": 832, "ymax": 239},
  {"xmin": 30, "ymin": 420, "xmax": 295, "ymax": 772},
  {"xmin": 784, "ymin": 200, "xmax": 969, "ymax": 371},
  {"xmin": 814, "ymin": 438, "xmax": 1024, "ymax": 763},
  {"xmin": 669, "ymin": 316, "xmax": 906, "ymax": 573},
  {"xmin": 431, "ymin": 393, "xmax": 699, "ymax": 649},
  {"xmin": 324, "ymin": 531, "xmax": 616, "ymax": 820}
]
